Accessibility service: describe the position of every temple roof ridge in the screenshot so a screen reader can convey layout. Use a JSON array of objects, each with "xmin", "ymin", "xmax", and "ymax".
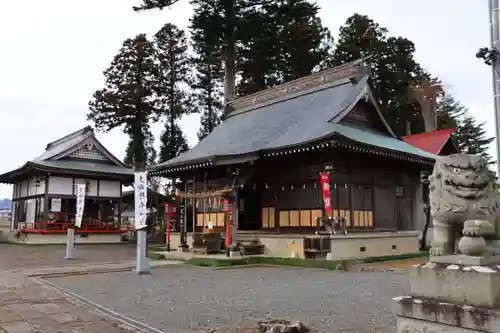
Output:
[
  {"xmin": 45, "ymin": 126, "xmax": 93, "ymax": 151},
  {"xmin": 227, "ymin": 58, "xmax": 368, "ymax": 117}
]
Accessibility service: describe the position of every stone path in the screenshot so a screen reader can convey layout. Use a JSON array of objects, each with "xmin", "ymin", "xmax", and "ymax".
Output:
[
  {"xmin": 0, "ymin": 244, "xmax": 179, "ymax": 333},
  {"xmin": 0, "ymin": 269, "xmax": 137, "ymax": 332},
  {"xmin": 47, "ymin": 265, "xmax": 408, "ymax": 333}
]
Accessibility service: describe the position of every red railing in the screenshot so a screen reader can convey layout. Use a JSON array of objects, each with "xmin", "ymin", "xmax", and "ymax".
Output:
[{"xmin": 20, "ymin": 221, "xmax": 126, "ymax": 234}]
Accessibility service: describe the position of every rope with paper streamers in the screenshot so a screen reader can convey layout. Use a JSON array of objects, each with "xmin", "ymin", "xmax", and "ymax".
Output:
[{"xmin": 174, "ymin": 187, "xmax": 233, "ymax": 199}]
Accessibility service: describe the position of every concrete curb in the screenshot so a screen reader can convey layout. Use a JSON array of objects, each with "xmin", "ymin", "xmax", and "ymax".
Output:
[
  {"xmin": 352, "ymin": 266, "xmax": 408, "ymax": 273},
  {"xmin": 204, "ymin": 263, "xmax": 345, "ymax": 271},
  {"xmin": 26, "ymin": 261, "xmax": 183, "ymax": 278},
  {"xmin": 197, "ymin": 263, "xmax": 407, "ymax": 273},
  {"xmin": 30, "ymin": 276, "xmax": 165, "ymax": 333},
  {"xmin": 2, "ymin": 260, "xmax": 136, "ymax": 273}
]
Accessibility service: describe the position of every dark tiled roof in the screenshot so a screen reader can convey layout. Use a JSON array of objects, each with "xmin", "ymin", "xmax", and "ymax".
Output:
[
  {"xmin": 153, "ymin": 77, "xmax": 367, "ymax": 169},
  {"xmin": 0, "ymin": 126, "xmax": 133, "ymax": 182},
  {"xmin": 150, "ymin": 62, "xmax": 437, "ymax": 172},
  {"xmin": 32, "ymin": 127, "xmax": 94, "ymax": 162},
  {"xmin": 32, "ymin": 160, "xmax": 134, "ymax": 176},
  {"xmin": 332, "ymin": 123, "xmax": 436, "ymax": 159}
]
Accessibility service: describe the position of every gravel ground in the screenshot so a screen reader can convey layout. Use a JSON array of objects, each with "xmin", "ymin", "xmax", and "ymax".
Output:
[
  {"xmin": 47, "ymin": 266, "xmax": 408, "ymax": 333},
  {"xmin": 0, "ymin": 243, "xmax": 136, "ymax": 270}
]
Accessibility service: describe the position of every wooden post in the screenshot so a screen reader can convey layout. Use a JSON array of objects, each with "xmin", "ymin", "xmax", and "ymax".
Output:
[
  {"xmin": 118, "ymin": 183, "xmax": 123, "ymax": 225},
  {"xmin": 43, "ymin": 173, "xmax": 49, "ymax": 223},
  {"xmin": 192, "ymin": 175, "xmax": 196, "ymax": 233},
  {"xmin": 203, "ymin": 173, "xmax": 207, "ymax": 228}
]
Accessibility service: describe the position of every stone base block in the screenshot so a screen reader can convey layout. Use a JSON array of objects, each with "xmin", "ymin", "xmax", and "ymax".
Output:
[
  {"xmin": 410, "ymin": 262, "xmax": 500, "ymax": 308},
  {"xmin": 430, "ymin": 255, "xmax": 500, "ymax": 266},
  {"xmin": 394, "ymin": 295, "xmax": 500, "ymax": 332},
  {"xmin": 397, "ymin": 316, "xmax": 485, "ymax": 333},
  {"xmin": 229, "ymin": 250, "xmax": 242, "ymax": 257}
]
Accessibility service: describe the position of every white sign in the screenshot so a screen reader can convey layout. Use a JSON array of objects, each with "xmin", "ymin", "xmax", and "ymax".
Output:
[
  {"xmin": 51, "ymin": 198, "xmax": 62, "ymax": 213},
  {"xmin": 75, "ymin": 183, "xmax": 86, "ymax": 227},
  {"xmin": 134, "ymin": 172, "xmax": 148, "ymax": 229}
]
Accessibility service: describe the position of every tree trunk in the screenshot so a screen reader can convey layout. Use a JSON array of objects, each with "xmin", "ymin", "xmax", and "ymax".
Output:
[{"xmin": 223, "ymin": 0, "xmax": 236, "ymax": 107}]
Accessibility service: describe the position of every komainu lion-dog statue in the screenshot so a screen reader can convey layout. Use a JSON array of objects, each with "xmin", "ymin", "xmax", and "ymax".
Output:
[{"xmin": 429, "ymin": 153, "xmax": 500, "ymax": 256}]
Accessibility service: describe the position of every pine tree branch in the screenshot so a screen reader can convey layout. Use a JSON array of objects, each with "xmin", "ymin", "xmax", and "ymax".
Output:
[{"xmin": 133, "ymin": 0, "xmax": 181, "ymax": 12}]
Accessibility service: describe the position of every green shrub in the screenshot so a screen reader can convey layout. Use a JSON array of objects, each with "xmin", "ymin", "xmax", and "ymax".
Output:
[
  {"xmin": 362, "ymin": 251, "xmax": 428, "ymax": 264},
  {"xmin": 185, "ymin": 256, "xmax": 346, "ymax": 270},
  {"xmin": 147, "ymin": 252, "xmax": 166, "ymax": 260},
  {"xmin": 184, "ymin": 251, "xmax": 429, "ymax": 270}
]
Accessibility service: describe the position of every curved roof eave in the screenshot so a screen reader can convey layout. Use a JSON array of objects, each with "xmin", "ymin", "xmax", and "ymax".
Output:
[
  {"xmin": 0, "ymin": 163, "xmax": 34, "ymax": 184},
  {"xmin": 26, "ymin": 161, "xmax": 133, "ymax": 179}
]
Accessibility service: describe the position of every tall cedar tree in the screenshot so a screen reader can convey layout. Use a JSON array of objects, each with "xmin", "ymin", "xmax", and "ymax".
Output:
[
  {"xmin": 124, "ymin": 133, "xmax": 162, "ymax": 191},
  {"xmin": 87, "ymin": 34, "xmax": 159, "ymax": 171},
  {"xmin": 134, "ymin": 0, "xmax": 283, "ymax": 121},
  {"xmin": 134, "ymin": 0, "xmax": 241, "ymax": 121},
  {"xmin": 436, "ymin": 94, "xmax": 464, "ymax": 131},
  {"xmin": 331, "ymin": 14, "xmax": 425, "ymax": 137},
  {"xmin": 155, "ymin": 23, "xmax": 191, "ymax": 163},
  {"xmin": 123, "ymin": 131, "xmax": 157, "ymax": 167},
  {"xmin": 236, "ymin": 0, "xmax": 334, "ymax": 96},
  {"xmin": 190, "ymin": 0, "xmax": 224, "ymax": 140},
  {"xmin": 437, "ymin": 94, "xmax": 494, "ymax": 162},
  {"xmin": 270, "ymin": 0, "xmax": 334, "ymax": 82}
]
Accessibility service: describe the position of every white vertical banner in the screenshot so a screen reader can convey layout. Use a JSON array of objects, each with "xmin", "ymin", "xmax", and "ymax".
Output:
[
  {"xmin": 75, "ymin": 183, "xmax": 86, "ymax": 227},
  {"xmin": 134, "ymin": 172, "xmax": 148, "ymax": 229}
]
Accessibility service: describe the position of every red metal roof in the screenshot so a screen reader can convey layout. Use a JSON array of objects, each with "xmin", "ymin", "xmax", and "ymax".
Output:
[{"xmin": 402, "ymin": 128, "xmax": 456, "ymax": 155}]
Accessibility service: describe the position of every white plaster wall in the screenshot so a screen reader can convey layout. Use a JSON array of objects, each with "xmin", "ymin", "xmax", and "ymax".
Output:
[
  {"xmin": 48, "ymin": 176, "xmax": 73, "ymax": 195},
  {"xmin": 28, "ymin": 177, "xmax": 45, "ymax": 196},
  {"xmin": 17, "ymin": 233, "xmax": 123, "ymax": 244},
  {"xmin": 15, "ymin": 182, "xmax": 21, "ymax": 198},
  {"xmin": 74, "ymin": 179, "xmax": 98, "ymax": 196},
  {"xmin": 20, "ymin": 180, "xmax": 28, "ymax": 197},
  {"xmin": 10, "ymin": 201, "xmax": 16, "ymax": 231},
  {"xmin": 26, "ymin": 199, "xmax": 36, "ymax": 223},
  {"xmin": 98, "ymin": 180, "xmax": 121, "ymax": 197}
]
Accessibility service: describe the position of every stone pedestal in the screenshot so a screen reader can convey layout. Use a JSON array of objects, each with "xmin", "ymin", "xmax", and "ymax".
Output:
[{"xmin": 394, "ymin": 258, "xmax": 500, "ymax": 332}]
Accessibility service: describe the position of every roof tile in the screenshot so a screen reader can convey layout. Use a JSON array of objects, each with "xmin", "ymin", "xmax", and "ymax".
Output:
[{"xmin": 402, "ymin": 128, "xmax": 456, "ymax": 155}]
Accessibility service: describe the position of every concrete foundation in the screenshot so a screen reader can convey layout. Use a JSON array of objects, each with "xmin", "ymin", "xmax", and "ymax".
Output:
[
  {"xmin": 10, "ymin": 232, "xmax": 124, "ymax": 244},
  {"xmin": 167, "ymin": 231, "xmax": 420, "ymax": 259}
]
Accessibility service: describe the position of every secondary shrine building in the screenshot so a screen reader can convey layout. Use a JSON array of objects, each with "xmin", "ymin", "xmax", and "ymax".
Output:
[
  {"xmin": 149, "ymin": 59, "xmax": 438, "ymax": 259},
  {"xmin": 0, "ymin": 126, "xmax": 133, "ymax": 243}
]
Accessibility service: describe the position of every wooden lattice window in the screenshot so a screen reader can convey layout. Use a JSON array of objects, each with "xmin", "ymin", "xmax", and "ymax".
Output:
[{"xmin": 70, "ymin": 144, "xmax": 107, "ymax": 161}]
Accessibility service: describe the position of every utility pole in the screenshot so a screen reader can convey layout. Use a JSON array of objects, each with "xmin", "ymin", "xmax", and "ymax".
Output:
[{"xmin": 477, "ymin": 0, "xmax": 500, "ymax": 176}]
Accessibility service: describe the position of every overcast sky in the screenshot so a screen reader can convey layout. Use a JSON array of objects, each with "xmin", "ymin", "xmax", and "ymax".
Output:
[{"xmin": 0, "ymin": 0, "xmax": 494, "ymax": 198}]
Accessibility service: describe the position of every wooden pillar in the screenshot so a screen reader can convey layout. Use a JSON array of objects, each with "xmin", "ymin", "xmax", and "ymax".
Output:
[
  {"xmin": 347, "ymin": 155, "xmax": 353, "ymax": 228},
  {"xmin": 273, "ymin": 184, "xmax": 279, "ymax": 232},
  {"xmin": 10, "ymin": 183, "xmax": 16, "ymax": 231},
  {"xmin": 43, "ymin": 173, "xmax": 49, "ymax": 222},
  {"xmin": 231, "ymin": 184, "xmax": 240, "ymax": 247},
  {"xmin": 192, "ymin": 175, "xmax": 196, "ymax": 233},
  {"xmin": 203, "ymin": 173, "xmax": 207, "ymax": 227},
  {"xmin": 370, "ymin": 160, "xmax": 376, "ymax": 229},
  {"xmin": 118, "ymin": 181, "xmax": 123, "ymax": 225}
]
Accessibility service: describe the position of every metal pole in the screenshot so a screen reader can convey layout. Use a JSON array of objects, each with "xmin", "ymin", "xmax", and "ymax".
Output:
[
  {"xmin": 490, "ymin": 0, "xmax": 500, "ymax": 175},
  {"xmin": 64, "ymin": 227, "xmax": 75, "ymax": 260}
]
